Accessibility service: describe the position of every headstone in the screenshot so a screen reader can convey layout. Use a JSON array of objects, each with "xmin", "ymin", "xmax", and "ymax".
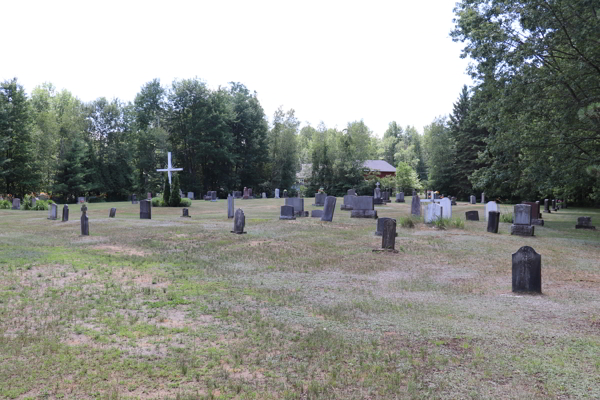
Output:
[
  {"xmin": 248, "ymin": 188, "xmax": 253, "ymax": 198},
  {"xmin": 523, "ymin": 202, "xmax": 543, "ymax": 226},
  {"xmin": 227, "ymin": 194, "xmax": 234, "ymax": 219},
  {"xmin": 243, "ymin": 187, "xmax": 249, "ymax": 200},
  {"xmin": 280, "ymin": 205, "xmax": 296, "ymax": 220},
  {"xmin": 350, "ymin": 196, "xmax": 377, "ymax": 218},
  {"xmin": 412, "ymin": 189, "xmax": 416, "ymax": 196},
  {"xmin": 374, "ymin": 182, "xmax": 381, "ymax": 199},
  {"xmin": 381, "ymin": 219, "xmax": 397, "ymax": 251},
  {"xmin": 231, "ymin": 209, "xmax": 246, "ymax": 234},
  {"xmin": 311, "ymin": 210, "xmax": 323, "ymax": 218},
  {"xmin": 320, "ymin": 196, "xmax": 336, "ymax": 222},
  {"xmin": 451, "ymin": 197, "xmax": 457, "ymax": 206},
  {"xmin": 395, "ymin": 192, "xmax": 405, "ymax": 203},
  {"xmin": 283, "ymin": 191, "xmax": 288, "ymax": 198},
  {"xmin": 109, "ymin": 208, "xmax": 116, "ymax": 218},
  {"xmin": 511, "ymin": 204, "xmax": 534, "ymax": 236},
  {"xmin": 80, "ymin": 204, "xmax": 89, "ymax": 236},
  {"xmin": 512, "ymin": 246, "xmax": 542, "ymax": 293},
  {"xmin": 179, "ymin": 189, "xmax": 184, "ymax": 198},
  {"xmin": 485, "ymin": 201, "xmax": 498, "ymax": 221},
  {"xmin": 470, "ymin": 195, "xmax": 476, "ymax": 204},
  {"xmin": 262, "ymin": 192, "xmax": 267, "ymax": 199},
  {"xmin": 411, "ymin": 195, "xmax": 421, "ymax": 217},
  {"xmin": 481, "ymin": 192, "xmax": 485, "ymax": 204},
  {"xmin": 575, "ymin": 217, "xmax": 596, "ymax": 230},
  {"xmin": 347, "ymin": 189, "xmax": 356, "ymax": 196},
  {"xmin": 543, "ymin": 199, "xmax": 551, "ymax": 213},
  {"xmin": 132, "ymin": 194, "xmax": 138, "ymax": 204},
  {"xmin": 48, "ymin": 203, "xmax": 58, "ymax": 220},
  {"xmin": 12, "ymin": 198, "xmax": 20, "ymax": 210},
  {"xmin": 424, "ymin": 202, "xmax": 442, "ymax": 223},
  {"xmin": 31, "ymin": 197, "xmax": 36, "ymax": 208},
  {"xmin": 78, "ymin": 197, "xmax": 85, "ymax": 204},
  {"xmin": 487, "ymin": 211, "xmax": 500, "ymax": 233},
  {"xmin": 285, "ymin": 198, "xmax": 307, "ymax": 217},
  {"xmin": 181, "ymin": 208, "xmax": 190, "ymax": 218},
  {"xmin": 62, "ymin": 204, "xmax": 69, "ymax": 222},
  {"xmin": 382, "ymin": 191, "xmax": 391, "ymax": 203},
  {"xmin": 275, "ymin": 188, "xmax": 280, "ymax": 199},
  {"xmin": 234, "ymin": 191, "xmax": 242, "ymax": 199},
  {"xmin": 147, "ymin": 192, "xmax": 152, "ymax": 200},
  {"xmin": 465, "ymin": 211, "xmax": 479, "ymax": 221},
  {"xmin": 140, "ymin": 200, "xmax": 151, "ymax": 219},
  {"xmin": 187, "ymin": 192, "xmax": 194, "ymax": 200},
  {"xmin": 211, "ymin": 191, "xmax": 217, "ymax": 202},
  {"xmin": 552, "ymin": 199, "xmax": 557, "ymax": 211},
  {"xmin": 439, "ymin": 198, "xmax": 452, "ymax": 219},
  {"xmin": 536, "ymin": 201, "xmax": 542, "ymax": 218},
  {"xmin": 341, "ymin": 195, "xmax": 355, "ymax": 210},
  {"xmin": 375, "ymin": 217, "xmax": 397, "ymax": 236},
  {"xmin": 313, "ymin": 192, "xmax": 326, "ymax": 206}
]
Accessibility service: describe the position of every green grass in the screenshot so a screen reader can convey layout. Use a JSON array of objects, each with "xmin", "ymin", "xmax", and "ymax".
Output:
[{"xmin": 0, "ymin": 198, "xmax": 599, "ymax": 399}]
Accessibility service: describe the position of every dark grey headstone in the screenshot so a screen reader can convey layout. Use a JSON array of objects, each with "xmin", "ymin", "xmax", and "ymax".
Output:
[
  {"xmin": 465, "ymin": 211, "xmax": 479, "ymax": 221},
  {"xmin": 48, "ymin": 203, "xmax": 58, "ymax": 220},
  {"xmin": 487, "ymin": 211, "xmax": 500, "ymax": 233},
  {"xmin": 512, "ymin": 246, "xmax": 542, "ymax": 293},
  {"xmin": 232, "ymin": 209, "xmax": 246, "ymax": 233},
  {"xmin": 311, "ymin": 210, "xmax": 323, "ymax": 218},
  {"xmin": 470, "ymin": 195, "xmax": 476, "ymax": 204},
  {"xmin": 321, "ymin": 196, "xmax": 336, "ymax": 222},
  {"xmin": 80, "ymin": 204, "xmax": 89, "ymax": 236},
  {"xmin": 279, "ymin": 205, "xmax": 296, "ymax": 220},
  {"xmin": 395, "ymin": 192, "xmax": 404, "ymax": 203},
  {"xmin": 411, "ymin": 195, "xmax": 421, "ymax": 217},
  {"xmin": 376, "ymin": 217, "xmax": 397, "ymax": 236},
  {"xmin": 382, "ymin": 219, "xmax": 397, "ymax": 250},
  {"xmin": 341, "ymin": 195, "xmax": 355, "ymax": 210},
  {"xmin": 351, "ymin": 196, "xmax": 377, "ymax": 218},
  {"xmin": 523, "ymin": 202, "xmax": 543, "ymax": 226},
  {"xmin": 543, "ymin": 199, "xmax": 551, "ymax": 213},
  {"xmin": 382, "ymin": 191, "xmax": 390, "ymax": 203},
  {"xmin": 211, "ymin": 191, "xmax": 217, "ymax": 202},
  {"xmin": 181, "ymin": 208, "xmax": 190, "ymax": 217},
  {"xmin": 451, "ymin": 197, "xmax": 457, "ymax": 206},
  {"xmin": 511, "ymin": 224, "xmax": 534, "ymax": 236},
  {"xmin": 347, "ymin": 189, "xmax": 356, "ymax": 196},
  {"xmin": 12, "ymin": 198, "xmax": 20, "ymax": 210},
  {"xmin": 313, "ymin": 193, "xmax": 326, "ymax": 206},
  {"xmin": 227, "ymin": 195, "xmax": 234, "ymax": 219},
  {"xmin": 552, "ymin": 199, "xmax": 557, "ymax": 211},
  {"xmin": 576, "ymin": 216, "xmax": 596, "ymax": 230},
  {"xmin": 243, "ymin": 187, "xmax": 249, "ymax": 200},
  {"xmin": 481, "ymin": 192, "xmax": 485, "ymax": 204},
  {"xmin": 109, "ymin": 208, "xmax": 116, "ymax": 218},
  {"xmin": 248, "ymin": 188, "xmax": 253, "ymax": 198},
  {"xmin": 285, "ymin": 198, "xmax": 305, "ymax": 216},
  {"xmin": 283, "ymin": 191, "xmax": 288, "ymax": 198},
  {"xmin": 140, "ymin": 200, "xmax": 152, "ymax": 219},
  {"xmin": 132, "ymin": 194, "xmax": 138, "ymax": 204},
  {"xmin": 62, "ymin": 204, "xmax": 69, "ymax": 222}
]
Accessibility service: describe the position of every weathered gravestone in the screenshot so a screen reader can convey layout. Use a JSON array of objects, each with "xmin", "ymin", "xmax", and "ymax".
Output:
[
  {"xmin": 62, "ymin": 205, "xmax": 69, "ymax": 222},
  {"xmin": 347, "ymin": 189, "xmax": 356, "ymax": 196},
  {"xmin": 147, "ymin": 192, "xmax": 152, "ymax": 200},
  {"xmin": 262, "ymin": 192, "xmax": 267, "ymax": 199},
  {"xmin": 395, "ymin": 192, "xmax": 405, "ymax": 203},
  {"xmin": 485, "ymin": 201, "xmax": 498, "ymax": 221},
  {"xmin": 311, "ymin": 210, "xmax": 323, "ymax": 218},
  {"xmin": 12, "ymin": 198, "xmax": 20, "ymax": 210},
  {"xmin": 523, "ymin": 202, "xmax": 544, "ymax": 226},
  {"xmin": 350, "ymin": 196, "xmax": 377, "ymax": 218},
  {"xmin": 375, "ymin": 217, "xmax": 397, "ymax": 236},
  {"xmin": 187, "ymin": 192, "xmax": 194, "ymax": 200},
  {"xmin": 511, "ymin": 204, "xmax": 534, "ymax": 236},
  {"xmin": 31, "ymin": 197, "xmax": 36, "ymax": 208},
  {"xmin": 536, "ymin": 201, "xmax": 542, "ymax": 218},
  {"xmin": 320, "ymin": 196, "xmax": 336, "ymax": 222},
  {"xmin": 341, "ymin": 194, "xmax": 355, "ymax": 211},
  {"xmin": 233, "ymin": 191, "xmax": 242, "ymax": 199},
  {"xmin": 132, "ymin": 194, "xmax": 138, "ymax": 204},
  {"xmin": 227, "ymin": 195, "xmax": 234, "ymax": 219},
  {"xmin": 465, "ymin": 210, "xmax": 479, "ymax": 221},
  {"xmin": 140, "ymin": 200, "xmax": 151, "ymax": 219},
  {"xmin": 181, "ymin": 208, "xmax": 190, "ymax": 218},
  {"xmin": 381, "ymin": 219, "xmax": 397, "ymax": 251},
  {"xmin": 211, "ymin": 191, "xmax": 217, "ymax": 202},
  {"xmin": 575, "ymin": 217, "xmax": 596, "ymax": 230},
  {"xmin": 285, "ymin": 198, "xmax": 307, "ymax": 217},
  {"xmin": 280, "ymin": 205, "xmax": 296, "ymax": 220},
  {"xmin": 382, "ymin": 191, "xmax": 391, "ymax": 203},
  {"xmin": 283, "ymin": 191, "xmax": 288, "ymax": 198},
  {"xmin": 481, "ymin": 192, "xmax": 485, "ymax": 204},
  {"xmin": 275, "ymin": 188, "xmax": 280, "ymax": 198},
  {"xmin": 512, "ymin": 246, "xmax": 542, "ymax": 293},
  {"xmin": 80, "ymin": 204, "xmax": 89, "ymax": 236},
  {"xmin": 411, "ymin": 194, "xmax": 421, "ymax": 217},
  {"xmin": 439, "ymin": 198, "xmax": 452, "ymax": 219},
  {"xmin": 552, "ymin": 199, "xmax": 558, "ymax": 212},
  {"xmin": 48, "ymin": 203, "xmax": 58, "ymax": 220},
  {"xmin": 204, "ymin": 192, "xmax": 211, "ymax": 201},
  {"xmin": 543, "ymin": 199, "xmax": 551, "ymax": 213},
  {"xmin": 243, "ymin": 187, "xmax": 249, "ymax": 200},
  {"xmin": 373, "ymin": 183, "xmax": 383, "ymax": 205},
  {"xmin": 424, "ymin": 202, "xmax": 442, "ymax": 223},
  {"xmin": 248, "ymin": 188, "xmax": 253, "ymax": 198},
  {"xmin": 487, "ymin": 211, "xmax": 500, "ymax": 233},
  {"xmin": 109, "ymin": 208, "xmax": 116, "ymax": 218},
  {"xmin": 231, "ymin": 209, "xmax": 246, "ymax": 234},
  {"xmin": 470, "ymin": 195, "xmax": 476, "ymax": 204},
  {"xmin": 451, "ymin": 197, "xmax": 457, "ymax": 206},
  {"xmin": 313, "ymin": 192, "xmax": 326, "ymax": 207}
]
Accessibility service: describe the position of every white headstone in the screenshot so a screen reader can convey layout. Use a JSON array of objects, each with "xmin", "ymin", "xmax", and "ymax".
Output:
[
  {"xmin": 156, "ymin": 152, "xmax": 183, "ymax": 186},
  {"xmin": 275, "ymin": 188, "xmax": 280, "ymax": 199},
  {"xmin": 439, "ymin": 198, "xmax": 452, "ymax": 219},
  {"xmin": 485, "ymin": 201, "xmax": 498, "ymax": 221},
  {"xmin": 424, "ymin": 202, "xmax": 442, "ymax": 223}
]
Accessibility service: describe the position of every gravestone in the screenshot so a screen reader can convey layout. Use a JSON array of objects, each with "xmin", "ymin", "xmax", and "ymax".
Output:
[
  {"xmin": 31, "ymin": 197, "xmax": 36, "ymax": 208},
  {"xmin": 536, "ymin": 201, "xmax": 542, "ymax": 218},
  {"xmin": 187, "ymin": 192, "xmax": 194, "ymax": 200},
  {"xmin": 262, "ymin": 192, "xmax": 267, "ymax": 199},
  {"xmin": 451, "ymin": 197, "xmax": 457, "ymax": 206},
  {"xmin": 381, "ymin": 219, "xmax": 397, "ymax": 251},
  {"xmin": 78, "ymin": 197, "xmax": 85, "ymax": 204},
  {"xmin": 470, "ymin": 195, "xmax": 476, "ymax": 204},
  {"xmin": 311, "ymin": 210, "xmax": 323, "ymax": 218},
  {"xmin": 179, "ymin": 189, "xmax": 184, "ymax": 198},
  {"xmin": 48, "ymin": 203, "xmax": 58, "ymax": 220},
  {"xmin": 465, "ymin": 211, "xmax": 479, "ymax": 221},
  {"xmin": 285, "ymin": 198, "xmax": 307, "ymax": 217},
  {"xmin": 487, "ymin": 211, "xmax": 500, "ymax": 233},
  {"xmin": 211, "ymin": 191, "xmax": 217, "ymax": 202},
  {"xmin": 80, "ymin": 204, "xmax": 89, "ymax": 236},
  {"xmin": 231, "ymin": 209, "xmax": 246, "ymax": 234},
  {"xmin": 439, "ymin": 198, "xmax": 452, "ymax": 219},
  {"xmin": 227, "ymin": 194, "xmax": 234, "ymax": 219},
  {"xmin": 275, "ymin": 188, "xmax": 280, "ymax": 198},
  {"xmin": 204, "ymin": 192, "xmax": 211, "ymax": 201},
  {"xmin": 543, "ymin": 199, "xmax": 551, "ymax": 213},
  {"xmin": 523, "ymin": 202, "xmax": 543, "ymax": 226},
  {"xmin": 552, "ymin": 199, "xmax": 557, "ymax": 211},
  {"xmin": 147, "ymin": 192, "xmax": 152, "ymax": 200},
  {"xmin": 411, "ymin": 194, "xmax": 421, "ymax": 217},
  {"xmin": 313, "ymin": 192, "xmax": 326, "ymax": 207},
  {"xmin": 424, "ymin": 202, "xmax": 442, "ymax": 223},
  {"xmin": 132, "ymin": 194, "xmax": 138, "ymax": 204},
  {"xmin": 181, "ymin": 208, "xmax": 190, "ymax": 218},
  {"xmin": 485, "ymin": 201, "xmax": 498, "ymax": 221},
  {"xmin": 62, "ymin": 204, "xmax": 69, "ymax": 222},
  {"xmin": 511, "ymin": 204, "xmax": 534, "ymax": 236},
  {"xmin": 347, "ymin": 189, "xmax": 356, "ymax": 196},
  {"xmin": 248, "ymin": 188, "xmax": 253, "ymax": 198},
  {"xmin": 512, "ymin": 246, "xmax": 542, "ymax": 293},
  {"xmin": 375, "ymin": 217, "xmax": 397, "ymax": 236},
  {"xmin": 382, "ymin": 191, "xmax": 391, "ymax": 203},
  {"xmin": 140, "ymin": 200, "xmax": 151, "ymax": 219},
  {"xmin": 283, "ymin": 191, "xmax": 288, "ymax": 198},
  {"xmin": 350, "ymin": 196, "xmax": 377, "ymax": 218},
  {"xmin": 320, "ymin": 196, "xmax": 336, "ymax": 222},
  {"xmin": 12, "ymin": 198, "xmax": 20, "ymax": 210},
  {"xmin": 374, "ymin": 182, "xmax": 381, "ymax": 199},
  {"xmin": 341, "ymin": 195, "xmax": 355, "ymax": 211},
  {"xmin": 280, "ymin": 205, "xmax": 296, "ymax": 220},
  {"xmin": 575, "ymin": 217, "xmax": 596, "ymax": 230},
  {"xmin": 481, "ymin": 192, "xmax": 485, "ymax": 204},
  {"xmin": 243, "ymin": 187, "xmax": 249, "ymax": 200},
  {"xmin": 395, "ymin": 192, "xmax": 404, "ymax": 203},
  {"xmin": 109, "ymin": 208, "xmax": 116, "ymax": 218}
]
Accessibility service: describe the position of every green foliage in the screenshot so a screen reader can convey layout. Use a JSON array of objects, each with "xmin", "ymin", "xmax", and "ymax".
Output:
[
  {"xmin": 395, "ymin": 162, "xmax": 421, "ymax": 192},
  {"xmin": 179, "ymin": 197, "xmax": 191, "ymax": 207},
  {"xmin": 424, "ymin": 117, "xmax": 456, "ymax": 195},
  {"xmin": 52, "ymin": 139, "xmax": 90, "ymax": 202},
  {"xmin": 163, "ymin": 174, "xmax": 171, "ymax": 206},
  {"xmin": 151, "ymin": 197, "xmax": 164, "ymax": 207},
  {"xmin": 267, "ymin": 107, "xmax": 299, "ymax": 191},
  {"xmin": 169, "ymin": 174, "xmax": 181, "ymax": 207},
  {"xmin": 398, "ymin": 216, "xmax": 419, "ymax": 229},
  {"xmin": 500, "ymin": 213, "xmax": 513, "ymax": 223},
  {"xmin": 0, "ymin": 200, "xmax": 10, "ymax": 209}
]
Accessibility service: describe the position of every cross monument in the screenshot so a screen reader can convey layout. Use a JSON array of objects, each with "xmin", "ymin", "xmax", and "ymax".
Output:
[{"xmin": 157, "ymin": 152, "xmax": 183, "ymax": 185}]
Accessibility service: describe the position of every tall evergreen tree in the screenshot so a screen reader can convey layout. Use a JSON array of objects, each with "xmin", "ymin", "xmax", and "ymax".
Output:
[
  {"xmin": 169, "ymin": 174, "xmax": 181, "ymax": 207},
  {"xmin": 163, "ymin": 173, "xmax": 171, "ymax": 205},
  {"xmin": 52, "ymin": 139, "xmax": 89, "ymax": 202}
]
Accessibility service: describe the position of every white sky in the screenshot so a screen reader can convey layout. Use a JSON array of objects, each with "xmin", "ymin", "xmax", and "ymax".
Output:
[{"xmin": 2, "ymin": 0, "xmax": 472, "ymax": 136}]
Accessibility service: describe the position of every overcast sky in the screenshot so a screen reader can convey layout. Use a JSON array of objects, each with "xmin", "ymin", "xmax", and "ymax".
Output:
[{"xmin": 2, "ymin": 0, "xmax": 472, "ymax": 136}]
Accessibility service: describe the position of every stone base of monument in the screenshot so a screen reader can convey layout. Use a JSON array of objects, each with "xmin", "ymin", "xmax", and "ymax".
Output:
[
  {"xmin": 340, "ymin": 205, "xmax": 353, "ymax": 210},
  {"xmin": 531, "ymin": 219, "xmax": 544, "ymax": 226},
  {"xmin": 511, "ymin": 225, "xmax": 534, "ymax": 236},
  {"xmin": 279, "ymin": 216, "xmax": 296, "ymax": 220},
  {"xmin": 373, "ymin": 198, "xmax": 384, "ymax": 205},
  {"xmin": 311, "ymin": 210, "xmax": 323, "ymax": 218},
  {"xmin": 395, "ymin": 199, "xmax": 405, "ymax": 203},
  {"xmin": 351, "ymin": 210, "xmax": 378, "ymax": 218},
  {"xmin": 575, "ymin": 225, "xmax": 596, "ymax": 230},
  {"xmin": 311, "ymin": 203, "xmax": 324, "ymax": 207},
  {"xmin": 543, "ymin": 210, "xmax": 551, "ymax": 213}
]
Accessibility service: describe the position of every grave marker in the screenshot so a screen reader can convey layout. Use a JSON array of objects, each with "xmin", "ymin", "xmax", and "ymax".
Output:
[
  {"xmin": 465, "ymin": 211, "xmax": 479, "ymax": 221},
  {"xmin": 275, "ymin": 188, "xmax": 280, "ymax": 198},
  {"xmin": 228, "ymin": 195, "xmax": 234, "ymax": 219},
  {"xmin": 181, "ymin": 208, "xmax": 190, "ymax": 218},
  {"xmin": 523, "ymin": 202, "xmax": 543, "ymax": 226},
  {"xmin": 285, "ymin": 198, "xmax": 307, "ymax": 217},
  {"xmin": 375, "ymin": 217, "xmax": 397, "ymax": 236},
  {"xmin": 320, "ymin": 196, "xmax": 336, "ymax": 222},
  {"xmin": 575, "ymin": 217, "xmax": 596, "ymax": 230},
  {"xmin": 350, "ymin": 196, "xmax": 377, "ymax": 218},
  {"xmin": 48, "ymin": 203, "xmax": 58, "ymax": 220},
  {"xmin": 280, "ymin": 205, "xmax": 296, "ymax": 220},
  {"xmin": 187, "ymin": 192, "xmax": 194, "ymax": 200},
  {"xmin": 470, "ymin": 195, "xmax": 476, "ymax": 204},
  {"xmin": 487, "ymin": 211, "xmax": 500, "ymax": 233},
  {"xmin": 485, "ymin": 201, "xmax": 498, "ymax": 221},
  {"xmin": 411, "ymin": 194, "xmax": 421, "ymax": 217},
  {"xmin": 439, "ymin": 198, "xmax": 452, "ymax": 219},
  {"xmin": 512, "ymin": 246, "xmax": 542, "ymax": 293},
  {"xmin": 62, "ymin": 204, "xmax": 69, "ymax": 222},
  {"xmin": 381, "ymin": 219, "xmax": 397, "ymax": 251},
  {"xmin": 395, "ymin": 192, "xmax": 404, "ymax": 203},
  {"xmin": 140, "ymin": 200, "xmax": 152, "ymax": 219},
  {"xmin": 157, "ymin": 152, "xmax": 183, "ymax": 186},
  {"xmin": 511, "ymin": 204, "xmax": 534, "ymax": 236},
  {"xmin": 12, "ymin": 198, "xmax": 20, "ymax": 210},
  {"xmin": 81, "ymin": 204, "xmax": 89, "ymax": 236},
  {"xmin": 311, "ymin": 210, "xmax": 323, "ymax": 218},
  {"xmin": 313, "ymin": 192, "xmax": 326, "ymax": 207},
  {"xmin": 231, "ymin": 209, "xmax": 246, "ymax": 234},
  {"xmin": 543, "ymin": 199, "xmax": 551, "ymax": 213},
  {"xmin": 132, "ymin": 194, "xmax": 138, "ymax": 204},
  {"xmin": 109, "ymin": 208, "xmax": 116, "ymax": 218}
]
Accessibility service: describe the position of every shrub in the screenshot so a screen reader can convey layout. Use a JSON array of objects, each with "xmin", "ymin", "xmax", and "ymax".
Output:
[
  {"xmin": 163, "ymin": 175, "xmax": 171, "ymax": 206},
  {"xmin": 449, "ymin": 217, "xmax": 465, "ymax": 229},
  {"xmin": 180, "ymin": 197, "xmax": 191, "ymax": 207},
  {"xmin": 398, "ymin": 216, "xmax": 418, "ymax": 228},
  {"xmin": 151, "ymin": 197, "xmax": 165, "ymax": 207},
  {"xmin": 500, "ymin": 213, "xmax": 513, "ymax": 223},
  {"xmin": 0, "ymin": 200, "xmax": 10, "ymax": 209},
  {"xmin": 169, "ymin": 175, "xmax": 181, "ymax": 207}
]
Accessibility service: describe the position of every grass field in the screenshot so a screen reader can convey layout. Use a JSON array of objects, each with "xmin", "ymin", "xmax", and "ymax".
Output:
[{"xmin": 1, "ymin": 198, "xmax": 599, "ymax": 399}]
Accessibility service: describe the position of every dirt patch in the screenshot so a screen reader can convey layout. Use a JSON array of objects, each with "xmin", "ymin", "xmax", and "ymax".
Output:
[{"xmin": 93, "ymin": 244, "xmax": 149, "ymax": 257}]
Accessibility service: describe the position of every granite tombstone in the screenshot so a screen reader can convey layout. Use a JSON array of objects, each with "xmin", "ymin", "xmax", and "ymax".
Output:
[{"xmin": 512, "ymin": 246, "xmax": 542, "ymax": 293}]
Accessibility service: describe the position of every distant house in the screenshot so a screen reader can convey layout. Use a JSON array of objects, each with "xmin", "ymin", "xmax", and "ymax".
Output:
[{"xmin": 363, "ymin": 160, "xmax": 396, "ymax": 178}]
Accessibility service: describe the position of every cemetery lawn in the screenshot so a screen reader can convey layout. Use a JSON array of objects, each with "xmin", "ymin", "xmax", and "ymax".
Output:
[{"xmin": 1, "ymin": 199, "xmax": 599, "ymax": 400}]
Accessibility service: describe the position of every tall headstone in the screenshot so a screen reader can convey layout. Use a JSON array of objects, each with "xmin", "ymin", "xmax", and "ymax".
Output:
[
  {"xmin": 227, "ymin": 194, "xmax": 234, "ymax": 219},
  {"xmin": 62, "ymin": 204, "xmax": 69, "ymax": 222},
  {"xmin": 465, "ymin": 211, "xmax": 479, "ymax": 221},
  {"xmin": 543, "ymin": 199, "xmax": 551, "ymax": 213},
  {"xmin": 211, "ymin": 191, "xmax": 217, "ymax": 202},
  {"xmin": 485, "ymin": 201, "xmax": 498, "ymax": 221},
  {"xmin": 511, "ymin": 204, "xmax": 534, "ymax": 236},
  {"xmin": 157, "ymin": 151, "xmax": 183, "ymax": 186},
  {"xmin": 283, "ymin": 191, "xmax": 288, "ymax": 198},
  {"xmin": 382, "ymin": 191, "xmax": 391, "ymax": 203},
  {"xmin": 279, "ymin": 205, "xmax": 296, "ymax": 220},
  {"xmin": 512, "ymin": 246, "xmax": 542, "ymax": 293},
  {"xmin": 481, "ymin": 192, "xmax": 485, "ymax": 204},
  {"xmin": 248, "ymin": 188, "xmax": 253, "ymax": 198},
  {"xmin": 439, "ymin": 198, "xmax": 452, "ymax": 219},
  {"xmin": 451, "ymin": 196, "xmax": 457, "ymax": 206},
  {"xmin": 48, "ymin": 203, "xmax": 58, "ymax": 220},
  {"xmin": 375, "ymin": 217, "xmax": 397, "ymax": 236},
  {"xmin": 487, "ymin": 211, "xmax": 500, "ymax": 233},
  {"xmin": 470, "ymin": 195, "xmax": 476, "ymax": 204},
  {"xmin": 395, "ymin": 192, "xmax": 405, "ymax": 203},
  {"xmin": 341, "ymin": 195, "xmax": 355, "ymax": 210},
  {"xmin": 350, "ymin": 196, "xmax": 377, "ymax": 218},
  {"xmin": 536, "ymin": 201, "xmax": 542, "ymax": 218},
  {"xmin": 411, "ymin": 195, "xmax": 421, "ymax": 217},
  {"xmin": 374, "ymin": 182, "xmax": 381, "ymax": 199},
  {"xmin": 12, "ymin": 198, "xmax": 20, "ymax": 210},
  {"xmin": 381, "ymin": 219, "xmax": 397, "ymax": 251},
  {"xmin": 231, "ymin": 209, "xmax": 246, "ymax": 234},
  {"xmin": 275, "ymin": 188, "xmax": 280, "ymax": 198},
  {"xmin": 140, "ymin": 200, "xmax": 152, "ymax": 219},
  {"xmin": 262, "ymin": 192, "xmax": 267, "ymax": 199},
  {"xmin": 131, "ymin": 194, "xmax": 138, "ymax": 204},
  {"xmin": 187, "ymin": 192, "xmax": 194, "ymax": 200},
  {"xmin": 285, "ymin": 198, "xmax": 307, "ymax": 217},
  {"xmin": 243, "ymin": 187, "xmax": 249, "ymax": 200},
  {"xmin": 109, "ymin": 208, "xmax": 116, "ymax": 218},
  {"xmin": 552, "ymin": 199, "xmax": 558, "ymax": 212},
  {"xmin": 313, "ymin": 192, "xmax": 326, "ymax": 207},
  {"xmin": 575, "ymin": 217, "xmax": 596, "ymax": 230},
  {"xmin": 80, "ymin": 204, "xmax": 89, "ymax": 236},
  {"xmin": 181, "ymin": 208, "xmax": 190, "ymax": 218},
  {"xmin": 320, "ymin": 196, "xmax": 336, "ymax": 222},
  {"xmin": 523, "ymin": 202, "xmax": 543, "ymax": 226}
]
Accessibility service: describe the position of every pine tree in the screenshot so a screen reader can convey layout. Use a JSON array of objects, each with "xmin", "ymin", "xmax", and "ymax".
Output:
[
  {"xmin": 163, "ymin": 174, "xmax": 171, "ymax": 206},
  {"xmin": 52, "ymin": 139, "xmax": 89, "ymax": 202},
  {"xmin": 169, "ymin": 174, "xmax": 181, "ymax": 207}
]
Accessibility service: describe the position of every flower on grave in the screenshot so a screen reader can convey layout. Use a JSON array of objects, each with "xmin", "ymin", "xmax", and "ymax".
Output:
[{"xmin": 318, "ymin": 187, "xmax": 324, "ymax": 194}]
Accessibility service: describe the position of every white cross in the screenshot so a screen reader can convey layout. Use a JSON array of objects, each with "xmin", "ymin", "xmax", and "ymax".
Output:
[{"xmin": 157, "ymin": 152, "xmax": 183, "ymax": 185}]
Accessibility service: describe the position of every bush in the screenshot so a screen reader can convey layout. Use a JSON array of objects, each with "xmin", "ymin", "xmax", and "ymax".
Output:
[
  {"xmin": 152, "ymin": 197, "xmax": 165, "ymax": 207},
  {"xmin": 180, "ymin": 197, "xmax": 191, "ymax": 207},
  {"xmin": 0, "ymin": 200, "xmax": 10, "ymax": 209},
  {"xmin": 500, "ymin": 213, "xmax": 513, "ymax": 223},
  {"xmin": 170, "ymin": 175, "xmax": 181, "ymax": 207},
  {"xmin": 450, "ymin": 217, "xmax": 465, "ymax": 229},
  {"xmin": 398, "ymin": 216, "xmax": 419, "ymax": 228}
]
